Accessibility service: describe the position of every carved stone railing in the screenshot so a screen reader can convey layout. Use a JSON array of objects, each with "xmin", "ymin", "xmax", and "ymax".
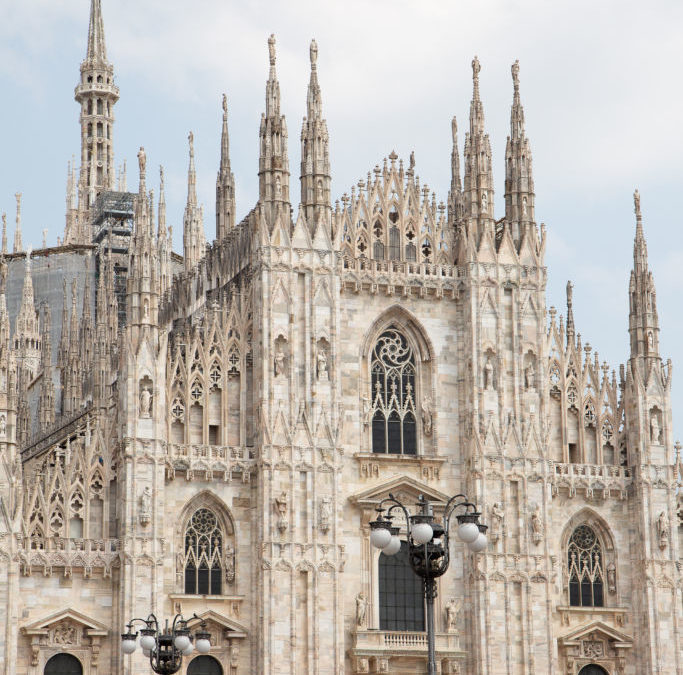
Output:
[
  {"xmin": 18, "ymin": 537, "xmax": 120, "ymax": 577},
  {"xmin": 351, "ymin": 630, "xmax": 464, "ymax": 673},
  {"xmin": 166, "ymin": 444, "xmax": 256, "ymax": 482},
  {"xmin": 550, "ymin": 462, "xmax": 632, "ymax": 499},
  {"xmin": 352, "ymin": 630, "xmax": 461, "ymax": 652}
]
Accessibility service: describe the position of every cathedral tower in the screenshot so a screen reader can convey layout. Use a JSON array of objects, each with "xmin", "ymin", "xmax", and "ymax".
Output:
[{"xmin": 68, "ymin": 0, "xmax": 119, "ymax": 244}]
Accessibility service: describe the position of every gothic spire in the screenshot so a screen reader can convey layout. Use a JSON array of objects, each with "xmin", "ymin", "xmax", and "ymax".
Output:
[
  {"xmin": 463, "ymin": 57, "xmax": 494, "ymax": 244},
  {"xmin": 183, "ymin": 132, "xmax": 205, "ymax": 271},
  {"xmin": 38, "ymin": 304, "xmax": 55, "ymax": 431},
  {"xmin": 629, "ymin": 190, "xmax": 660, "ymax": 361},
  {"xmin": 300, "ymin": 39, "xmax": 331, "ymax": 227},
  {"xmin": 1, "ymin": 213, "xmax": 6, "ymax": 255},
  {"xmin": 216, "ymin": 95, "xmax": 236, "ymax": 240},
  {"xmin": 158, "ymin": 165, "xmax": 167, "ymax": 238},
  {"xmin": 448, "ymin": 116, "xmax": 463, "ymax": 225},
  {"xmin": 15, "ymin": 248, "xmax": 40, "ymax": 383},
  {"xmin": 86, "ymin": 0, "xmax": 107, "ymax": 65},
  {"xmin": 566, "ymin": 280, "xmax": 575, "ymax": 346},
  {"xmin": 13, "ymin": 193, "xmax": 22, "ymax": 254},
  {"xmin": 259, "ymin": 34, "xmax": 290, "ymax": 227},
  {"xmin": 504, "ymin": 60, "xmax": 535, "ymax": 244}
]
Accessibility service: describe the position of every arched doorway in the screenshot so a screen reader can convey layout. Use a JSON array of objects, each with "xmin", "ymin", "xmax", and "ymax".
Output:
[
  {"xmin": 44, "ymin": 654, "xmax": 83, "ymax": 675},
  {"xmin": 187, "ymin": 655, "xmax": 223, "ymax": 675},
  {"xmin": 578, "ymin": 666, "xmax": 609, "ymax": 675}
]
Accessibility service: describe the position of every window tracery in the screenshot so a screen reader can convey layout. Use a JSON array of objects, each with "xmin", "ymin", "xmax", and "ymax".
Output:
[
  {"xmin": 568, "ymin": 525, "xmax": 604, "ymax": 607},
  {"xmin": 184, "ymin": 508, "xmax": 224, "ymax": 595},
  {"xmin": 370, "ymin": 328, "xmax": 417, "ymax": 455}
]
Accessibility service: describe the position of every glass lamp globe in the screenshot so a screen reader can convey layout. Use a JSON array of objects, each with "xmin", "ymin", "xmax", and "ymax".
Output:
[
  {"xmin": 142, "ymin": 648, "xmax": 151, "ymax": 658},
  {"xmin": 121, "ymin": 638, "xmax": 137, "ymax": 655},
  {"xmin": 195, "ymin": 637, "xmax": 211, "ymax": 654},
  {"xmin": 174, "ymin": 634, "xmax": 191, "ymax": 651},
  {"xmin": 468, "ymin": 532, "xmax": 488, "ymax": 553},
  {"xmin": 182, "ymin": 642, "xmax": 195, "ymax": 656},
  {"xmin": 140, "ymin": 633, "xmax": 156, "ymax": 651},
  {"xmin": 370, "ymin": 526, "xmax": 392, "ymax": 549},
  {"xmin": 457, "ymin": 521, "xmax": 480, "ymax": 544},
  {"xmin": 411, "ymin": 522, "xmax": 434, "ymax": 545},
  {"xmin": 382, "ymin": 535, "xmax": 401, "ymax": 556}
]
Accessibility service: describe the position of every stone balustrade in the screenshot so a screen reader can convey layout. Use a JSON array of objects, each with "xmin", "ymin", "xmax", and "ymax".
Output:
[{"xmin": 166, "ymin": 444, "xmax": 256, "ymax": 482}]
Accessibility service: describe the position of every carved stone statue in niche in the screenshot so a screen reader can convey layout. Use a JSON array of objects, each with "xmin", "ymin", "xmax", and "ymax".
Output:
[
  {"xmin": 139, "ymin": 486, "xmax": 152, "ymax": 526},
  {"xmin": 484, "ymin": 357, "xmax": 495, "ymax": 391},
  {"xmin": 489, "ymin": 502, "xmax": 504, "ymax": 543},
  {"xmin": 530, "ymin": 504, "xmax": 543, "ymax": 544},
  {"xmin": 319, "ymin": 496, "xmax": 332, "ymax": 534},
  {"xmin": 317, "ymin": 348, "xmax": 328, "ymax": 381},
  {"xmin": 225, "ymin": 544, "xmax": 235, "ymax": 583},
  {"xmin": 421, "ymin": 396, "xmax": 434, "ymax": 436},
  {"xmin": 275, "ymin": 492, "xmax": 289, "ymax": 533},
  {"xmin": 356, "ymin": 592, "xmax": 368, "ymax": 627},
  {"xmin": 656, "ymin": 511, "xmax": 669, "ymax": 549},
  {"xmin": 524, "ymin": 359, "xmax": 536, "ymax": 391},
  {"xmin": 445, "ymin": 597, "xmax": 461, "ymax": 632},
  {"xmin": 361, "ymin": 396, "xmax": 371, "ymax": 427},
  {"xmin": 274, "ymin": 349, "xmax": 286, "ymax": 377},
  {"xmin": 140, "ymin": 386, "xmax": 153, "ymax": 418},
  {"xmin": 0, "ymin": 414, "xmax": 5, "ymax": 437},
  {"xmin": 607, "ymin": 562, "xmax": 616, "ymax": 594},
  {"xmin": 650, "ymin": 413, "xmax": 661, "ymax": 444}
]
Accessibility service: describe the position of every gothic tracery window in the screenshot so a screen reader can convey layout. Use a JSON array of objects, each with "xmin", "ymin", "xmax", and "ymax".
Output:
[
  {"xmin": 568, "ymin": 525, "xmax": 604, "ymax": 607},
  {"xmin": 371, "ymin": 328, "xmax": 417, "ymax": 455},
  {"xmin": 184, "ymin": 508, "xmax": 223, "ymax": 595}
]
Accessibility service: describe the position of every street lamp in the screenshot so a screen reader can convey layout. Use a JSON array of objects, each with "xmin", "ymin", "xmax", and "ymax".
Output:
[
  {"xmin": 121, "ymin": 613, "xmax": 211, "ymax": 674},
  {"xmin": 369, "ymin": 492, "xmax": 488, "ymax": 675}
]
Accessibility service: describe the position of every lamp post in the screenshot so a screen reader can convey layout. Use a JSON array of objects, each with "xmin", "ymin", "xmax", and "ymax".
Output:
[
  {"xmin": 369, "ymin": 492, "xmax": 487, "ymax": 675},
  {"xmin": 120, "ymin": 613, "xmax": 211, "ymax": 674}
]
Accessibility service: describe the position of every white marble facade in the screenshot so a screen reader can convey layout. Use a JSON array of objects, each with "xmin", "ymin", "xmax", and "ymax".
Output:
[{"xmin": 0, "ymin": 2, "xmax": 681, "ymax": 675}]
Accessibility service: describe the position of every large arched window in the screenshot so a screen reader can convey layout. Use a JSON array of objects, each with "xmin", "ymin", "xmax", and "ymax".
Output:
[
  {"xmin": 379, "ymin": 541, "xmax": 424, "ymax": 630},
  {"xmin": 184, "ymin": 508, "xmax": 223, "ymax": 595},
  {"xmin": 371, "ymin": 328, "xmax": 417, "ymax": 455},
  {"xmin": 187, "ymin": 655, "xmax": 223, "ymax": 675},
  {"xmin": 44, "ymin": 653, "xmax": 83, "ymax": 675},
  {"xmin": 568, "ymin": 525, "xmax": 604, "ymax": 607}
]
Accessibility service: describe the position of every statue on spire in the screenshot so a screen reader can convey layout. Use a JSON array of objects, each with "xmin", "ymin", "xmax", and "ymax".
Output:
[
  {"xmin": 189, "ymin": 131, "xmax": 195, "ymax": 156},
  {"xmin": 222, "ymin": 93, "xmax": 228, "ymax": 115},
  {"xmin": 310, "ymin": 39, "xmax": 318, "ymax": 68},
  {"xmin": 451, "ymin": 116, "xmax": 458, "ymax": 145},
  {"xmin": 268, "ymin": 34, "xmax": 276, "ymax": 66},
  {"xmin": 512, "ymin": 59, "xmax": 520, "ymax": 89},
  {"xmin": 566, "ymin": 280, "xmax": 573, "ymax": 308},
  {"xmin": 472, "ymin": 56, "xmax": 481, "ymax": 80},
  {"xmin": 634, "ymin": 189, "xmax": 641, "ymax": 218},
  {"xmin": 138, "ymin": 147, "xmax": 146, "ymax": 177}
]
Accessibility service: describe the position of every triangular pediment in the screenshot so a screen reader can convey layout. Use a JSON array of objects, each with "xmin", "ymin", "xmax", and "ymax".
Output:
[
  {"xmin": 187, "ymin": 610, "xmax": 248, "ymax": 638},
  {"xmin": 349, "ymin": 474, "xmax": 450, "ymax": 508},
  {"xmin": 558, "ymin": 620, "xmax": 632, "ymax": 647},
  {"xmin": 23, "ymin": 608, "xmax": 109, "ymax": 636}
]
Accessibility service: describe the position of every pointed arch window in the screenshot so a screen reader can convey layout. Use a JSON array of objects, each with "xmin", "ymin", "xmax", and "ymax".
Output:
[
  {"xmin": 568, "ymin": 525, "xmax": 604, "ymax": 607},
  {"xmin": 184, "ymin": 508, "xmax": 223, "ymax": 595},
  {"xmin": 371, "ymin": 328, "xmax": 417, "ymax": 455},
  {"xmin": 388, "ymin": 226, "xmax": 400, "ymax": 260}
]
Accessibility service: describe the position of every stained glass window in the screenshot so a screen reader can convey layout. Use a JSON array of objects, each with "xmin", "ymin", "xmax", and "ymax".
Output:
[
  {"xmin": 184, "ymin": 508, "xmax": 223, "ymax": 595},
  {"xmin": 371, "ymin": 328, "xmax": 417, "ymax": 455},
  {"xmin": 568, "ymin": 525, "xmax": 604, "ymax": 607}
]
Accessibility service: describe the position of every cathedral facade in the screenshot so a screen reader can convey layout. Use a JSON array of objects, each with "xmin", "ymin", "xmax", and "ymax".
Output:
[{"xmin": 0, "ymin": 2, "xmax": 681, "ymax": 674}]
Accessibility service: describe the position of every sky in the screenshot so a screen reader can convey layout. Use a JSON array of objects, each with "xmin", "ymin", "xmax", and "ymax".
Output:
[{"xmin": 0, "ymin": 0, "xmax": 682, "ymax": 448}]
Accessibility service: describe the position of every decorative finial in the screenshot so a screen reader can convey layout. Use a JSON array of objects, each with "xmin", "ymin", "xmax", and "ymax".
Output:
[
  {"xmin": 512, "ymin": 59, "xmax": 520, "ymax": 90},
  {"xmin": 222, "ymin": 93, "xmax": 228, "ymax": 115},
  {"xmin": 310, "ymin": 39, "xmax": 318, "ymax": 69},
  {"xmin": 188, "ymin": 131, "xmax": 194, "ymax": 156},
  {"xmin": 451, "ymin": 116, "xmax": 458, "ymax": 144},
  {"xmin": 268, "ymin": 34, "xmax": 276, "ymax": 67},
  {"xmin": 634, "ymin": 189, "xmax": 641, "ymax": 218},
  {"xmin": 137, "ymin": 147, "xmax": 146, "ymax": 177}
]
